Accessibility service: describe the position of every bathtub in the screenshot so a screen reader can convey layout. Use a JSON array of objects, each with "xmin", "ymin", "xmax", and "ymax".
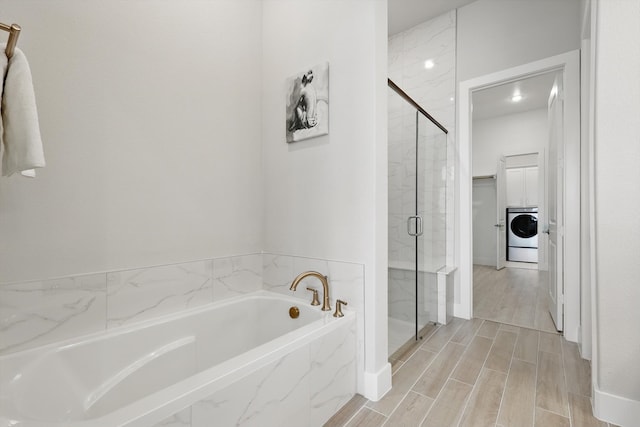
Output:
[{"xmin": 0, "ymin": 290, "xmax": 357, "ymax": 427}]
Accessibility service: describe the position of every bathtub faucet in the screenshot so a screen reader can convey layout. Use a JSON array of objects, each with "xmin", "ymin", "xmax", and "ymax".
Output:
[{"xmin": 290, "ymin": 271, "xmax": 331, "ymax": 311}]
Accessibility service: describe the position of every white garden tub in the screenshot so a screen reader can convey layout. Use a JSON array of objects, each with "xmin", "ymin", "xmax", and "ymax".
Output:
[{"xmin": 0, "ymin": 290, "xmax": 356, "ymax": 427}]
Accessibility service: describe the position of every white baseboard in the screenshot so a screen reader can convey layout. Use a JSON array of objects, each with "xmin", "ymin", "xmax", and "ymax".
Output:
[
  {"xmin": 362, "ymin": 363, "xmax": 392, "ymax": 402},
  {"xmin": 593, "ymin": 385, "xmax": 640, "ymax": 426}
]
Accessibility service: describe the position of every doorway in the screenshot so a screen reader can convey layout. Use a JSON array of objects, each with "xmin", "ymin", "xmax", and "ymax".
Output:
[
  {"xmin": 457, "ymin": 51, "xmax": 581, "ymax": 342},
  {"xmin": 470, "ymin": 72, "xmax": 554, "ymax": 332}
]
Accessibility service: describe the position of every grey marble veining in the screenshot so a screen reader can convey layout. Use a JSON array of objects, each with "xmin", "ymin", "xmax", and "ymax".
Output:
[
  {"xmin": 2, "ymin": 253, "xmax": 365, "ymax": 354},
  {"xmin": 212, "ymin": 254, "xmax": 262, "ymax": 300},
  {"xmin": 192, "ymin": 347, "xmax": 311, "ymax": 427},
  {"xmin": 152, "ymin": 408, "xmax": 191, "ymax": 427},
  {"xmin": 1, "ymin": 253, "xmax": 361, "ymax": 425},
  {"xmin": 188, "ymin": 316, "xmax": 356, "ymax": 427},
  {"xmin": 0, "ymin": 273, "xmax": 106, "ymax": 354},
  {"xmin": 388, "ymin": 10, "xmax": 454, "ymax": 271},
  {"xmin": 262, "ymin": 253, "xmax": 295, "ymax": 296},
  {"xmin": 106, "ymin": 260, "xmax": 213, "ymax": 328},
  {"xmin": 263, "ymin": 253, "xmax": 365, "ymax": 395},
  {"xmin": 399, "ymin": 11, "xmax": 457, "ymax": 128},
  {"xmin": 309, "ymin": 319, "xmax": 357, "ymax": 426}
]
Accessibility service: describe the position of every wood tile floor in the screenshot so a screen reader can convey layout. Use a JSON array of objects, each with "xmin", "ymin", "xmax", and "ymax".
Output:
[
  {"xmin": 473, "ymin": 265, "xmax": 558, "ymax": 334},
  {"xmin": 324, "ymin": 318, "xmax": 617, "ymax": 427}
]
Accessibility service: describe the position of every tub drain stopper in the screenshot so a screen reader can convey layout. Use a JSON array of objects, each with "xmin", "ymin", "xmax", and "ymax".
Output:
[{"xmin": 289, "ymin": 306, "xmax": 300, "ymax": 319}]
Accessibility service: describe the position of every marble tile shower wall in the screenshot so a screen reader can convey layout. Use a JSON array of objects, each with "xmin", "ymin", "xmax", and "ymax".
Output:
[
  {"xmin": 0, "ymin": 253, "xmax": 262, "ymax": 355},
  {"xmin": 388, "ymin": 11, "xmax": 456, "ymax": 127},
  {"xmin": 388, "ymin": 268, "xmax": 438, "ymax": 325},
  {"xmin": 388, "ymin": 10, "xmax": 456, "ymax": 267}
]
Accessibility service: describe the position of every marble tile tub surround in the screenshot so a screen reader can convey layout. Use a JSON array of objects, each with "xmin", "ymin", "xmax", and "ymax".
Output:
[
  {"xmin": 0, "ymin": 253, "xmax": 364, "ymax": 360},
  {"xmin": 106, "ymin": 260, "xmax": 214, "ymax": 328},
  {"xmin": 263, "ymin": 253, "xmax": 366, "ymax": 394},
  {"xmin": 0, "ymin": 253, "xmax": 262, "ymax": 355},
  {"xmin": 152, "ymin": 313, "xmax": 357, "ymax": 427},
  {"xmin": 154, "ymin": 408, "xmax": 191, "ymax": 427},
  {"xmin": 0, "ymin": 273, "xmax": 107, "ymax": 355}
]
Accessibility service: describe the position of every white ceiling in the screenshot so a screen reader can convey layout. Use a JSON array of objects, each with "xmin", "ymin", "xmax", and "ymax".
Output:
[
  {"xmin": 472, "ymin": 72, "xmax": 557, "ymax": 121},
  {"xmin": 388, "ymin": 0, "xmax": 476, "ymax": 35}
]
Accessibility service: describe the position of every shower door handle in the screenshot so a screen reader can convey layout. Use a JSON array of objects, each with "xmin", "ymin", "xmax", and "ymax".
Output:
[{"xmin": 407, "ymin": 215, "xmax": 423, "ymax": 237}]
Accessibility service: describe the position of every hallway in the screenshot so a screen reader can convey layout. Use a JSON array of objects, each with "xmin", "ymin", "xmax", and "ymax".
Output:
[
  {"xmin": 473, "ymin": 264, "xmax": 558, "ymax": 334},
  {"xmin": 325, "ymin": 318, "xmax": 614, "ymax": 427}
]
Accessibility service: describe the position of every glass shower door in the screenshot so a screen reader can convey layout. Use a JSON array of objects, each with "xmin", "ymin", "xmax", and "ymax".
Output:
[
  {"xmin": 415, "ymin": 111, "xmax": 448, "ymax": 338},
  {"xmin": 388, "ymin": 87, "xmax": 419, "ymax": 352},
  {"xmin": 388, "ymin": 80, "xmax": 448, "ymax": 356},
  {"xmin": 408, "ymin": 110, "xmax": 424, "ymax": 341}
]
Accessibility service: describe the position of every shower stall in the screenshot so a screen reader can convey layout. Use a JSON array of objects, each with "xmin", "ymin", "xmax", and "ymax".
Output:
[{"xmin": 387, "ymin": 79, "xmax": 449, "ymax": 356}]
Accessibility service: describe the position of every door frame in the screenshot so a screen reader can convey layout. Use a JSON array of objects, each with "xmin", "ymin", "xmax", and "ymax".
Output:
[
  {"xmin": 456, "ymin": 50, "xmax": 581, "ymax": 342},
  {"xmin": 547, "ymin": 81, "xmax": 565, "ymax": 331}
]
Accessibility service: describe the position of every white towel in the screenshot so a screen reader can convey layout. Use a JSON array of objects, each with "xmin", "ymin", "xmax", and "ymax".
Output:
[{"xmin": 0, "ymin": 45, "xmax": 45, "ymax": 177}]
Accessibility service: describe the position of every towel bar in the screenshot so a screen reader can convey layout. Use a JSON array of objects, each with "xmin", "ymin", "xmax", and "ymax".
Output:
[{"xmin": 0, "ymin": 21, "xmax": 22, "ymax": 59}]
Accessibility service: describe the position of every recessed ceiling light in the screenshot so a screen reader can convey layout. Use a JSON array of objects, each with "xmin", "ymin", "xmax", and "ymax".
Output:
[
  {"xmin": 424, "ymin": 59, "xmax": 435, "ymax": 69},
  {"xmin": 511, "ymin": 93, "xmax": 523, "ymax": 102}
]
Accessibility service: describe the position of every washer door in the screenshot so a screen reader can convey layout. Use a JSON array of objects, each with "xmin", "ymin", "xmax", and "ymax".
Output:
[{"xmin": 510, "ymin": 214, "xmax": 538, "ymax": 239}]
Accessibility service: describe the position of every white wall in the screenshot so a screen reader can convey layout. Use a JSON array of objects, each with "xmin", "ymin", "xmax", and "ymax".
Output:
[
  {"xmin": 472, "ymin": 108, "xmax": 547, "ymax": 177},
  {"xmin": 579, "ymin": 0, "xmax": 593, "ymax": 361},
  {"xmin": 261, "ymin": 0, "xmax": 389, "ymax": 399},
  {"xmin": 0, "ymin": 1, "xmax": 263, "ymax": 283},
  {"xmin": 457, "ymin": 0, "xmax": 581, "ymax": 82},
  {"xmin": 592, "ymin": 0, "xmax": 640, "ymax": 423}
]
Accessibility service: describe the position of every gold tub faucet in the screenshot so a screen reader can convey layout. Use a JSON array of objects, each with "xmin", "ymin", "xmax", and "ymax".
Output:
[{"xmin": 290, "ymin": 271, "xmax": 331, "ymax": 311}]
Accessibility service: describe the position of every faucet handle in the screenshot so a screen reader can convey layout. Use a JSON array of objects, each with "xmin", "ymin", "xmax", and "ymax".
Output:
[
  {"xmin": 333, "ymin": 299, "xmax": 348, "ymax": 317},
  {"xmin": 306, "ymin": 287, "xmax": 320, "ymax": 306}
]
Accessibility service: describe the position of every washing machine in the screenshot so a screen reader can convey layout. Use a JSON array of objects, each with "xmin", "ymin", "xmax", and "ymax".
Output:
[{"xmin": 507, "ymin": 207, "xmax": 538, "ymax": 263}]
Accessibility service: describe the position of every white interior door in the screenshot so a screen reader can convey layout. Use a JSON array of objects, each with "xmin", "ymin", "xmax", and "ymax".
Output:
[
  {"xmin": 496, "ymin": 157, "xmax": 506, "ymax": 270},
  {"xmin": 547, "ymin": 77, "xmax": 564, "ymax": 332}
]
